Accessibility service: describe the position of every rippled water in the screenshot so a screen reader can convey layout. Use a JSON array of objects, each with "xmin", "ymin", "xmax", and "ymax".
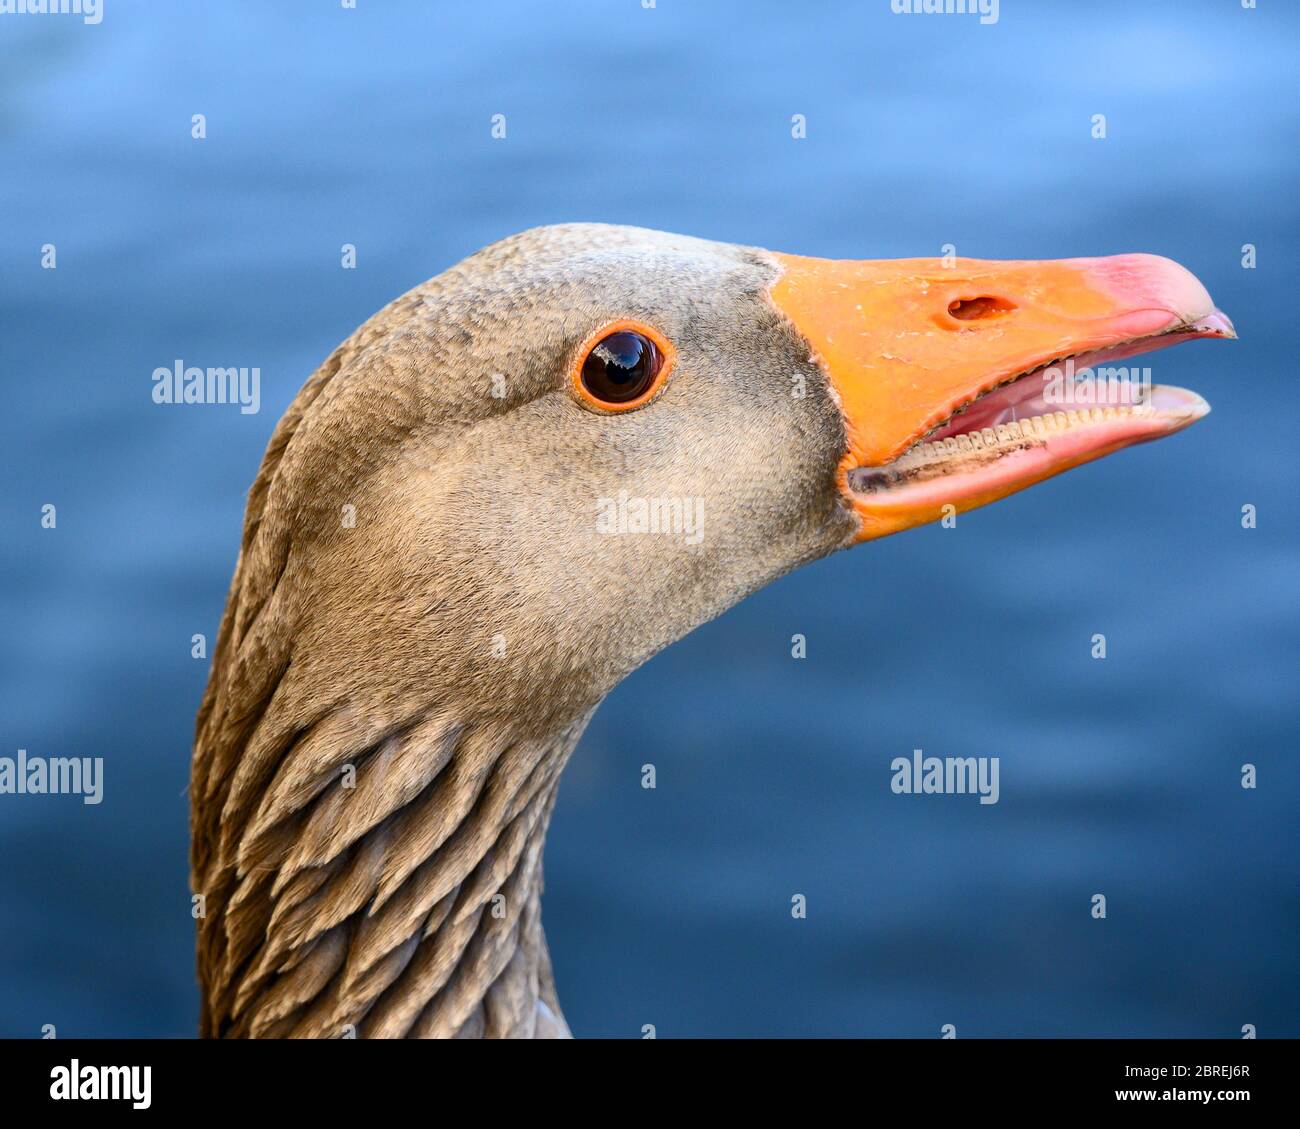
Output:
[{"xmin": 2, "ymin": 0, "xmax": 1296, "ymax": 1036}]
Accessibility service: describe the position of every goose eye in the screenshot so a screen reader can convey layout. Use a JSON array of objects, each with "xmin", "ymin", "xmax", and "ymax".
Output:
[
  {"xmin": 583, "ymin": 331, "xmax": 657, "ymax": 401},
  {"xmin": 572, "ymin": 322, "xmax": 674, "ymax": 411}
]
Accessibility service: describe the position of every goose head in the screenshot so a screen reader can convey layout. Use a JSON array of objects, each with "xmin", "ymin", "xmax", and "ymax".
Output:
[{"xmin": 192, "ymin": 223, "xmax": 1232, "ymax": 1038}]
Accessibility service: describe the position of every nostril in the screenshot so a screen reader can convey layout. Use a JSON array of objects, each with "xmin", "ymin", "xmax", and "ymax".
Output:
[{"xmin": 947, "ymin": 296, "xmax": 1017, "ymax": 321}]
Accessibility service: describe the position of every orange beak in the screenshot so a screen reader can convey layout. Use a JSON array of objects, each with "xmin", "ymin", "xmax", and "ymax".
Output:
[{"xmin": 768, "ymin": 251, "xmax": 1235, "ymax": 541}]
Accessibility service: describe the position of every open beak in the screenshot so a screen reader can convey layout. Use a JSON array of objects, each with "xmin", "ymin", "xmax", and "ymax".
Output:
[{"xmin": 768, "ymin": 251, "xmax": 1235, "ymax": 541}]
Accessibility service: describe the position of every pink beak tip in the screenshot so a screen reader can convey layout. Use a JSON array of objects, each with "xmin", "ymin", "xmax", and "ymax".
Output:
[{"xmin": 1190, "ymin": 309, "xmax": 1237, "ymax": 339}]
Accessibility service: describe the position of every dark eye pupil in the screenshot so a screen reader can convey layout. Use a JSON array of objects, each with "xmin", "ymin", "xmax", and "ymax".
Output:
[{"xmin": 581, "ymin": 331, "xmax": 659, "ymax": 404}]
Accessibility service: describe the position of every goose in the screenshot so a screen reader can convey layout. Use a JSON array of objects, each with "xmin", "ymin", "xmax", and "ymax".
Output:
[{"xmin": 191, "ymin": 223, "xmax": 1233, "ymax": 1038}]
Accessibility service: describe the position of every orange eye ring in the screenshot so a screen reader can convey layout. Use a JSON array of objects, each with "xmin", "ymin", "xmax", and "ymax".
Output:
[{"xmin": 569, "ymin": 319, "xmax": 676, "ymax": 413}]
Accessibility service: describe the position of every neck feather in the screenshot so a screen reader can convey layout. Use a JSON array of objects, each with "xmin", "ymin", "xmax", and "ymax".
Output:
[
  {"xmin": 194, "ymin": 705, "xmax": 583, "ymax": 1038},
  {"xmin": 191, "ymin": 338, "xmax": 589, "ymax": 1038}
]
